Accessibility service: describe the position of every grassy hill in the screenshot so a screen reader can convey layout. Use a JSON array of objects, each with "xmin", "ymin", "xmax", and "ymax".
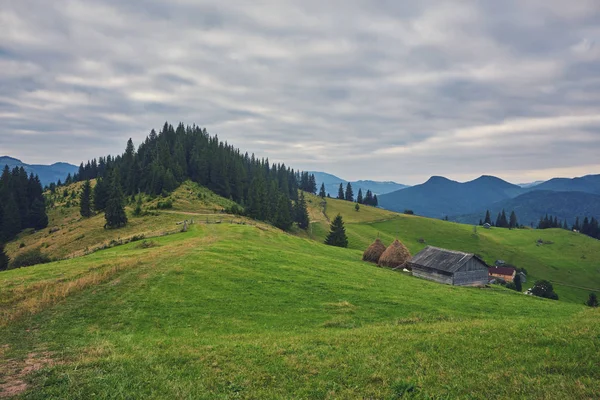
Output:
[
  {"xmin": 1, "ymin": 223, "xmax": 599, "ymax": 398},
  {"xmin": 306, "ymin": 194, "xmax": 600, "ymax": 304}
]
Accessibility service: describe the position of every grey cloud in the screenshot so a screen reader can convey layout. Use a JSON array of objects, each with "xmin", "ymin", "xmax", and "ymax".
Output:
[{"xmin": 1, "ymin": 0, "xmax": 600, "ymax": 185}]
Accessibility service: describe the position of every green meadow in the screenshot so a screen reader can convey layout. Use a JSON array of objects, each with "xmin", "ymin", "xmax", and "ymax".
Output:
[
  {"xmin": 1, "ymin": 223, "xmax": 599, "ymax": 399},
  {"xmin": 306, "ymin": 194, "xmax": 600, "ymax": 304},
  {"xmin": 1, "ymin": 185, "xmax": 600, "ymax": 398}
]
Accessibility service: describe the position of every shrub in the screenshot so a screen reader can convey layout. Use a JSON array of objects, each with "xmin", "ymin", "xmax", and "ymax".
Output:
[
  {"xmin": 156, "ymin": 199, "xmax": 173, "ymax": 209},
  {"xmin": 404, "ymin": 209, "xmax": 414, "ymax": 215},
  {"xmin": 136, "ymin": 240, "xmax": 159, "ymax": 249},
  {"xmin": 586, "ymin": 292, "xmax": 598, "ymax": 307},
  {"xmin": 10, "ymin": 248, "xmax": 51, "ymax": 269},
  {"xmin": 531, "ymin": 280, "xmax": 559, "ymax": 300},
  {"xmin": 19, "ymin": 242, "xmax": 26, "ymax": 248}
]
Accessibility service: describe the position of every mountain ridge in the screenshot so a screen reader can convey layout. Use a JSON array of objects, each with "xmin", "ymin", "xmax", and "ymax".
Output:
[{"xmin": 0, "ymin": 156, "xmax": 79, "ymax": 186}]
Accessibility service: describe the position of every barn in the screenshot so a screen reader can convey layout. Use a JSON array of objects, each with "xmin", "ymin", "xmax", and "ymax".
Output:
[{"xmin": 408, "ymin": 246, "xmax": 489, "ymax": 286}]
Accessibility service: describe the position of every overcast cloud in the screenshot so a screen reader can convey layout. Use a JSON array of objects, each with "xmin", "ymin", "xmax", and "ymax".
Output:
[{"xmin": 1, "ymin": 0, "xmax": 600, "ymax": 184}]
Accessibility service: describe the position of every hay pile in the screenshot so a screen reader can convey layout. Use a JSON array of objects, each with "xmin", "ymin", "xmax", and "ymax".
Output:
[
  {"xmin": 362, "ymin": 238, "xmax": 387, "ymax": 263},
  {"xmin": 378, "ymin": 239, "xmax": 411, "ymax": 269}
]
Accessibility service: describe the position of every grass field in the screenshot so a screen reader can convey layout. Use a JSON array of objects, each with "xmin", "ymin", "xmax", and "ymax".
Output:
[
  {"xmin": 306, "ymin": 194, "xmax": 600, "ymax": 304},
  {"xmin": 1, "ymin": 223, "xmax": 599, "ymax": 398}
]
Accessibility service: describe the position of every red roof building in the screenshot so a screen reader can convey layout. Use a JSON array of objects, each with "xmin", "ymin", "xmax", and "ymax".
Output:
[{"xmin": 488, "ymin": 266, "xmax": 516, "ymax": 282}]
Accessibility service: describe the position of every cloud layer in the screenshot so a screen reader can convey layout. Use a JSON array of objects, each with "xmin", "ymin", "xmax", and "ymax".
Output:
[{"xmin": 1, "ymin": 0, "xmax": 600, "ymax": 184}]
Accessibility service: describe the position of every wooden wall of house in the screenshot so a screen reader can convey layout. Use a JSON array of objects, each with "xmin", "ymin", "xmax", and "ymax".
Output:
[
  {"xmin": 453, "ymin": 258, "xmax": 489, "ymax": 286},
  {"xmin": 412, "ymin": 266, "xmax": 453, "ymax": 285},
  {"xmin": 452, "ymin": 270, "xmax": 489, "ymax": 286}
]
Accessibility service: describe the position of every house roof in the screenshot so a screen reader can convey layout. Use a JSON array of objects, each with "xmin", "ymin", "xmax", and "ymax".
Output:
[
  {"xmin": 488, "ymin": 266, "xmax": 516, "ymax": 276},
  {"xmin": 408, "ymin": 246, "xmax": 488, "ymax": 273}
]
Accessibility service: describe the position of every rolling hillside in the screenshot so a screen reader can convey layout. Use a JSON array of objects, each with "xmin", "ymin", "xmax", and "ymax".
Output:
[
  {"xmin": 306, "ymin": 194, "xmax": 600, "ymax": 304},
  {"xmin": 0, "ymin": 156, "xmax": 78, "ymax": 186},
  {"xmin": 1, "ymin": 220, "xmax": 599, "ymax": 398}
]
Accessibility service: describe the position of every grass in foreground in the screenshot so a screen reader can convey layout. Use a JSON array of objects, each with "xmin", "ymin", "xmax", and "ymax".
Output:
[{"xmin": 1, "ymin": 224, "xmax": 599, "ymax": 399}]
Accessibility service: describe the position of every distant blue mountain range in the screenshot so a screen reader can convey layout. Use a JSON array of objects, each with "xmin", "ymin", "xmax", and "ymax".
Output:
[
  {"xmin": 308, "ymin": 171, "xmax": 409, "ymax": 197},
  {"xmin": 377, "ymin": 173, "xmax": 600, "ymax": 225},
  {"xmin": 0, "ymin": 156, "xmax": 78, "ymax": 186}
]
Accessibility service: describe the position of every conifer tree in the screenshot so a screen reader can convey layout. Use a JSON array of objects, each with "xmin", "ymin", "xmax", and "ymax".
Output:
[
  {"xmin": 324, "ymin": 214, "xmax": 348, "ymax": 248},
  {"xmin": 514, "ymin": 274, "xmax": 522, "ymax": 292},
  {"xmin": 273, "ymin": 193, "xmax": 292, "ymax": 231},
  {"xmin": 80, "ymin": 180, "xmax": 92, "ymax": 218},
  {"xmin": 345, "ymin": 183, "xmax": 354, "ymax": 202},
  {"xmin": 337, "ymin": 184, "xmax": 345, "ymax": 200},
  {"xmin": 357, "ymin": 188, "xmax": 363, "ymax": 204},
  {"xmin": 294, "ymin": 192, "xmax": 310, "ymax": 230},
  {"xmin": 0, "ymin": 242, "xmax": 9, "ymax": 271},
  {"xmin": 93, "ymin": 177, "xmax": 110, "ymax": 211},
  {"xmin": 319, "ymin": 183, "xmax": 326, "ymax": 198},
  {"xmin": 2, "ymin": 195, "xmax": 21, "ymax": 240},
  {"xmin": 104, "ymin": 171, "xmax": 128, "ymax": 229},
  {"xmin": 28, "ymin": 198, "xmax": 48, "ymax": 230},
  {"xmin": 484, "ymin": 210, "xmax": 491, "ymax": 225},
  {"xmin": 364, "ymin": 190, "xmax": 373, "ymax": 206},
  {"xmin": 373, "ymin": 194, "xmax": 378, "ymax": 207},
  {"xmin": 355, "ymin": 203, "xmax": 360, "ymax": 212},
  {"xmin": 509, "ymin": 211, "xmax": 518, "ymax": 229}
]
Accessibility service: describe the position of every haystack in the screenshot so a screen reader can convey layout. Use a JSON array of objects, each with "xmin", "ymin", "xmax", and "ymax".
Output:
[
  {"xmin": 362, "ymin": 238, "xmax": 387, "ymax": 263},
  {"xmin": 378, "ymin": 239, "xmax": 411, "ymax": 269}
]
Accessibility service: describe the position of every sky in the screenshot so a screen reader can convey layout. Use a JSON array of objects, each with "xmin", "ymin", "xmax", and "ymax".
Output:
[{"xmin": 1, "ymin": 0, "xmax": 600, "ymax": 185}]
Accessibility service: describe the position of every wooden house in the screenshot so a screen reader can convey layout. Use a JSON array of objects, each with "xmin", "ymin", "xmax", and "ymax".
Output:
[
  {"xmin": 408, "ymin": 246, "xmax": 489, "ymax": 286},
  {"xmin": 488, "ymin": 266, "xmax": 516, "ymax": 282}
]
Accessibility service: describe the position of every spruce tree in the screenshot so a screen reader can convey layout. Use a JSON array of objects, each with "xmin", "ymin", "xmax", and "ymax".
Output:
[
  {"xmin": 514, "ymin": 274, "xmax": 522, "ymax": 292},
  {"xmin": 364, "ymin": 190, "xmax": 373, "ymax": 206},
  {"xmin": 28, "ymin": 198, "xmax": 48, "ymax": 230},
  {"xmin": 80, "ymin": 180, "xmax": 92, "ymax": 218},
  {"xmin": 104, "ymin": 171, "xmax": 128, "ymax": 229},
  {"xmin": 273, "ymin": 193, "xmax": 292, "ymax": 231},
  {"xmin": 294, "ymin": 192, "xmax": 310, "ymax": 230},
  {"xmin": 93, "ymin": 177, "xmax": 110, "ymax": 211},
  {"xmin": 345, "ymin": 183, "xmax": 354, "ymax": 202},
  {"xmin": 357, "ymin": 188, "xmax": 363, "ymax": 204},
  {"xmin": 373, "ymin": 194, "xmax": 378, "ymax": 207},
  {"xmin": 509, "ymin": 211, "xmax": 518, "ymax": 229},
  {"xmin": 319, "ymin": 183, "xmax": 326, "ymax": 198},
  {"xmin": 324, "ymin": 214, "xmax": 348, "ymax": 248},
  {"xmin": 337, "ymin": 184, "xmax": 345, "ymax": 200},
  {"xmin": 0, "ymin": 242, "xmax": 9, "ymax": 271},
  {"xmin": 2, "ymin": 195, "xmax": 21, "ymax": 240},
  {"xmin": 484, "ymin": 210, "xmax": 491, "ymax": 225}
]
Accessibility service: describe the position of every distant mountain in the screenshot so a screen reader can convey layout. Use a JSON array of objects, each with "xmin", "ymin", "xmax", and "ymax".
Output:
[
  {"xmin": 527, "ymin": 175, "xmax": 600, "ymax": 195},
  {"xmin": 308, "ymin": 171, "xmax": 408, "ymax": 197},
  {"xmin": 0, "ymin": 156, "xmax": 78, "ymax": 186},
  {"xmin": 518, "ymin": 181, "xmax": 545, "ymax": 188},
  {"xmin": 452, "ymin": 190, "xmax": 600, "ymax": 227},
  {"xmin": 378, "ymin": 175, "xmax": 524, "ymax": 218}
]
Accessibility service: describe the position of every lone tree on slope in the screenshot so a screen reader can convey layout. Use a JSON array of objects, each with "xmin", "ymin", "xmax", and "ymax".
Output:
[{"xmin": 325, "ymin": 214, "xmax": 348, "ymax": 248}]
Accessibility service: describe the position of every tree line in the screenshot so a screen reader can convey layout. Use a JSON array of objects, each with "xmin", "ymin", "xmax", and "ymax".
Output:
[
  {"xmin": 537, "ymin": 214, "xmax": 599, "ymax": 239},
  {"xmin": 319, "ymin": 182, "xmax": 378, "ymax": 207},
  {"xmin": 0, "ymin": 166, "xmax": 49, "ymax": 270},
  {"xmin": 479, "ymin": 209, "xmax": 519, "ymax": 228},
  {"xmin": 68, "ymin": 122, "xmax": 313, "ymax": 232}
]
